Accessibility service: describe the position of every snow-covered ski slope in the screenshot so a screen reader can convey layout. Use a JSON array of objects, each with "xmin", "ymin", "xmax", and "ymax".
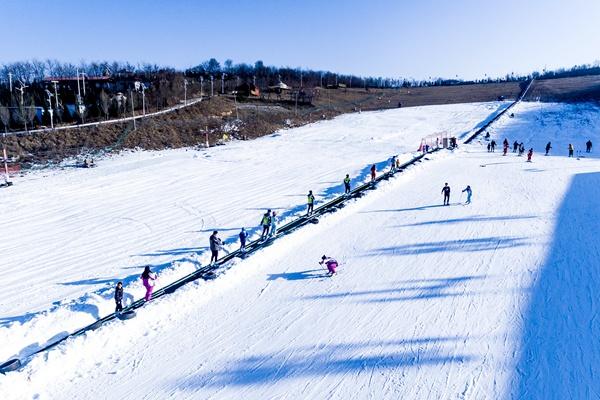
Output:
[
  {"xmin": 3, "ymin": 101, "xmax": 600, "ymax": 399},
  {"xmin": 0, "ymin": 102, "xmax": 508, "ymax": 361}
]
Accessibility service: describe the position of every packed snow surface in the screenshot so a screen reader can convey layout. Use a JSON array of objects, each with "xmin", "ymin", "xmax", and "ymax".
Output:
[{"xmin": 2, "ymin": 101, "xmax": 600, "ymax": 399}]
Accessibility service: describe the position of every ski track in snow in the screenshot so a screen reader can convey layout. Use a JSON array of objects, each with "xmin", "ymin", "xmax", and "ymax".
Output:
[{"xmin": 2, "ymin": 101, "xmax": 600, "ymax": 399}]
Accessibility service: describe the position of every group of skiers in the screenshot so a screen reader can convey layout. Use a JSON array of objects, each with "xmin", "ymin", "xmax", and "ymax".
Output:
[{"xmin": 491, "ymin": 137, "xmax": 593, "ymax": 161}]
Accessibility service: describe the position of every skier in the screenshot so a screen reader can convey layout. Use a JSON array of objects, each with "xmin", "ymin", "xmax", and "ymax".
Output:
[
  {"xmin": 307, "ymin": 190, "xmax": 315, "ymax": 215},
  {"xmin": 343, "ymin": 174, "xmax": 351, "ymax": 194},
  {"xmin": 390, "ymin": 156, "xmax": 397, "ymax": 172},
  {"xmin": 503, "ymin": 138, "xmax": 509, "ymax": 149},
  {"xmin": 115, "ymin": 281, "xmax": 124, "ymax": 313},
  {"xmin": 370, "ymin": 164, "xmax": 376, "ymax": 181},
  {"xmin": 319, "ymin": 255, "xmax": 339, "ymax": 276},
  {"xmin": 568, "ymin": 143, "xmax": 574, "ymax": 157},
  {"xmin": 513, "ymin": 141, "xmax": 519, "ymax": 153},
  {"xmin": 487, "ymin": 143, "xmax": 491, "ymax": 152},
  {"xmin": 490, "ymin": 140, "xmax": 496, "ymax": 152},
  {"xmin": 260, "ymin": 210, "xmax": 272, "ymax": 238},
  {"xmin": 209, "ymin": 230, "xmax": 222, "ymax": 264},
  {"xmin": 239, "ymin": 228, "xmax": 248, "ymax": 253},
  {"xmin": 141, "ymin": 266, "xmax": 157, "ymax": 302},
  {"xmin": 441, "ymin": 183, "xmax": 451, "ymax": 206},
  {"xmin": 462, "ymin": 185, "xmax": 472, "ymax": 204},
  {"xmin": 586, "ymin": 140, "xmax": 593, "ymax": 153},
  {"xmin": 269, "ymin": 211, "xmax": 277, "ymax": 237},
  {"xmin": 545, "ymin": 141, "xmax": 552, "ymax": 156},
  {"xmin": 527, "ymin": 148, "xmax": 533, "ymax": 162},
  {"xmin": 518, "ymin": 143, "xmax": 525, "ymax": 156},
  {"xmin": 503, "ymin": 142, "xmax": 508, "ymax": 156},
  {"xmin": 395, "ymin": 157, "xmax": 401, "ymax": 169}
]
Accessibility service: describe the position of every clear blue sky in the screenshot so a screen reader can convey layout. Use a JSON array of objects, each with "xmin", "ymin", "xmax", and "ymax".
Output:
[{"xmin": 1, "ymin": 0, "xmax": 598, "ymax": 80}]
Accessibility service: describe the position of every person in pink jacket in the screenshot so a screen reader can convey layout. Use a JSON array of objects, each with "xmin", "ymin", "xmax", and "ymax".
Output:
[
  {"xmin": 141, "ymin": 266, "xmax": 157, "ymax": 301},
  {"xmin": 319, "ymin": 255, "xmax": 339, "ymax": 276}
]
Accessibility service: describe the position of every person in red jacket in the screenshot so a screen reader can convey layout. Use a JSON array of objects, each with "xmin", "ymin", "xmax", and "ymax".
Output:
[{"xmin": 370, "ymin": 164, "xmax": 376, "ymax": 181}]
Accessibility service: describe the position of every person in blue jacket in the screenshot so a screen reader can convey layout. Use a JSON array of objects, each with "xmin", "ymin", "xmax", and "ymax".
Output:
[{"xmin": 462, "ymin": 185, "xmax": 472, "ymax": 204}]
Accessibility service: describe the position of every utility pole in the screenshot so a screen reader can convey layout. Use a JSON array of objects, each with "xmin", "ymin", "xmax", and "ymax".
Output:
[
  {"xmin": 184, "ymin": 79, "xmax": 188, "ymax": 105},
  {"xmin": 8, "ymin": 72, "xmax": 12, "ymax": 93},
  {"xmin": 233, "ymin": 91, "xmax": 239, "ymax": 120},
  {"xmin": 45, "ymin": 90, "xmax": 54, "ymax": 129},
  {"xmin": 221, "ymin": 73, "xmax": 226, "ymax": 94},
  {"xmin": 200, "ymin": 76, "xmax": 204, "ymax": 97},
  {"xmin": 16, "ymin": 81, "xmax": 29, "ymax": 132},
  {"xmin": 139, "ymin": 82, "xmax": 146, "ymax": 115},
  {"xmin": 320, "ymin": 73, "xmax": 323, "ymax": 88},
  {"xmin": 210, "ymin": 75, "xmax": 214, "ymax": 97},
  {"xmin": 51, "ymin": 80, "xmax": 59, "ymax": 110},
  {"xmin": 2, "ymin": 129, "xmax": 10, "ymax": 185},
  {"xmin": 80, "ymin": 72, "xmax": 86, "ymax": 96},
  {"xmin": 300, "ymin": 69, "xmax": 303, "ymax": 88},
  {"xmin": 130, "ymin": 89, "xmax": 136, "ymax": 130}
]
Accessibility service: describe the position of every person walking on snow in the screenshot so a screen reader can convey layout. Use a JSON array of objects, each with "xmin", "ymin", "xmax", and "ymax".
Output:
[
  {"xmin": 115, "ymin": 281, "xmax": 124, "ymax": 312},
  {"xmin": 269, "ymin": 211, "xmax": 278, "ymax": 237},
  {"xmin": 260, "ymin": 210, "xmax": 272, "ymax": 238},
  {"xmin": 307, "ymin": 191, "xmax": 315, "ymax": 215},
  {"xmin": 545, "ymin": 141, "xmax": 552, "ymax": 156},
  {"xmin": 239, "ymin": 228, "xmax": 249, "ymax": 253},
  {"xmin": 442, "ymin": 183, "xmax": 451, "ymax": 205},
  {"xmin": 490, "ymin": 140, "xmax": 496, "ymax": 152},
  {"xmin": 319, "ymin": 255, "xmax": 339, "ymax": 276},
  {"xmin": 568, "ymin": 143, "xmax": 574, "ymax": 157},
  {"xmin": 141, "ymin": 266, "xmax": 157, "ymax": 302},
  {"xmin": 586, "ymin": 140, "xmax": 593, "ymax": 153},
  {"xmin": 513, "ymin": 141, "xmax": 519, "ymax": 153},
  {"xmin": 209, "ymin": 230, "xmax": 222, "ymax": 264},
  {"xmin": 344, "ymin": 174, "xmax": 351, "ymax": 194},
  {"xmin": 503, "ymin": 142, "xmax": 509, "ymax": 156},
  {"xmin": 527, "ymin": 148, "xmax": 533, "ymax": 162},
  {"xmin": 462, "ymin": 185, "xmax": 472, "ymax": 204},
  {"xmin": 370, "ymin": 164, "xmax": 376, "ymax": 181},
  {"xmin": 487, "ymin": 143, "xmax": 491, "ymax": 152},
  {"xmin": 503, "ymin": 138, "xmax": 509, "ymax": 149}
]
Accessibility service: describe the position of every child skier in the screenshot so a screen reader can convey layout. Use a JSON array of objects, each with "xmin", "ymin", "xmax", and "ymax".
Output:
[
  {"xmin": 441, "ymin": 183, "xmax": 451, "ymax": 206},
  {"xmin": 141, "ymin": 266, "xmax": 157, "ymax": 302},
  {"xmin": 319, "ymin": 255, "xmax": 339, "ymax": 276},
  {"xmin": 115, "ymin": 281, "xmax": 124, "ymax": 312},
  {"xmin": 462, "ymin": 185, "xmax": 472, "ymax": 204}
]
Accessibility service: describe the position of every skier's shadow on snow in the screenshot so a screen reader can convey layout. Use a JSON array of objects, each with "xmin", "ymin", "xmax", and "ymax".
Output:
[{"xmin": 267, "ymin": 269, "xmax": 327, "ymax": 281}]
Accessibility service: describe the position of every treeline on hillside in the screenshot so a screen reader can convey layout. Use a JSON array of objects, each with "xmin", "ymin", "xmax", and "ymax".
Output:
[{"xmin": 0, "ymin": 58, "xmax": 599, "ymax": 131}]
